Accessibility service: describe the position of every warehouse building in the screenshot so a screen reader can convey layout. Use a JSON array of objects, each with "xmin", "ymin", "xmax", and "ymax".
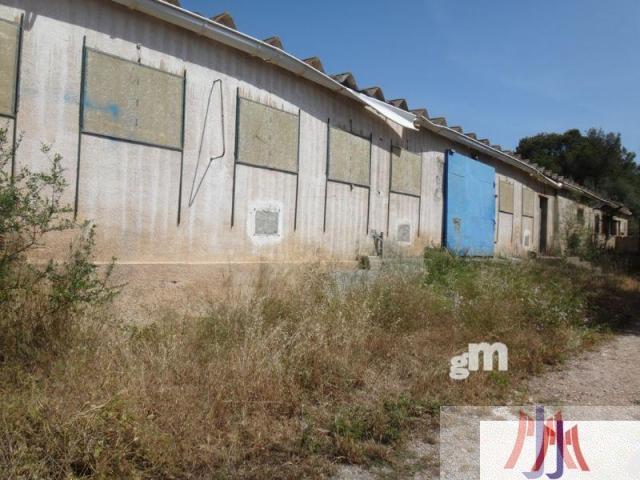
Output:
[{"xmin": 0, "ymin": 0, "xmax": 632, "ymax": 278}]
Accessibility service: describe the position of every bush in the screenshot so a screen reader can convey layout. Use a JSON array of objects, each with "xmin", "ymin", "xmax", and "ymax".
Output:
[{"xmin": 0, "ymin": 129, "xmax": 117, "ymax": 364}]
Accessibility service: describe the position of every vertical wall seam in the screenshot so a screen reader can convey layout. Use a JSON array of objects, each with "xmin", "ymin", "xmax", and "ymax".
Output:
[
  {"xmin": 10, "ymin": 14, "xmax": 24, "ymax": 176},
  {"xmin": 386, "ymin": 140, "xmax": 393, "ymax": 236},
  {"xmin": 177, "ymin": 69, "xmax": 187, "ymax": 226},
  {"xmin": 74, "ymin": 36, "xmax": 87, "ymax": 220},
  {"xmin": 293, "ymin": 108, "xmax": 301, "ymax": 231},
  {"xmin": 365, "ymin": 132, "xmax": 372, "ymax": 234},
  {"xmin": 441, "ymin": 149, "xmax": 450, "ymax": 248},
  {"xmin": 417, "ymin": 151, "xmax": 423, "ymax": 237},
  {"xmin": 230, "ymin": 87, "xmax": 240, "ymax": 227},
  {"xmin": 322, "ymin": 118, "xmax": 330, "ymax": 233}
]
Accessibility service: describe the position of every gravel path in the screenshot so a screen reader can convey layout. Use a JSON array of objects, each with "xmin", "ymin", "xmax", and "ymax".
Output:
[
  {"xmin": 335, "ymin": 319, "xmax": 640, "ymax": 479},
  {"xmin": 528, "ymin": 320, "xmax": 640, "ymax": 406}
]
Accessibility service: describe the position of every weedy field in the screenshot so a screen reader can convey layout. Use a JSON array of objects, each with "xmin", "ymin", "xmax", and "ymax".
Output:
[
  {"xmin": 2, "ymin": 249, "xmax": 637, "ymax": 479},
  {"xmin": 2, "ymin": 127, "xmax": 638, "ymax": 478}
]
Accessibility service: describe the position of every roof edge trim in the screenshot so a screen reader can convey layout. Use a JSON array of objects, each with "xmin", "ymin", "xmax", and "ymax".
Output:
[{"xmin": 111, "ymin": 1, "xmax": 627, "ymax": 211}]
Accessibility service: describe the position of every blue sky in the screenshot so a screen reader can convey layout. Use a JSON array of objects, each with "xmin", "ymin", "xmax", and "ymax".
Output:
[{"xmin": 182, "ymin": 0, "xmax": 639, "ymax": 156}]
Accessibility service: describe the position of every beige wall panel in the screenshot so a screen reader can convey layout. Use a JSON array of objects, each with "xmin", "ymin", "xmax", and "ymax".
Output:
[
  {"xmin": 494, "ymin": 161, "xmax": 555, "ymax": 256},
  {"xmin": 290, "ymin": 111, "xmax": 329, "ymax": 249},
  {"xmin": 329, "ymin": 127, "xmax": 370, "ymax": 186},
  {"xmin": 4, "ymin": 2, "xmax": 85, "ymax": 206},
  {"xmin": 391, "ymin": 148, "xmax": 421, "ymax": 196},
  {"xmin": 236, "ymin": 97, "xmax": 299, "ymax": 173},
  {"xmin": 324, "ymin": 182, "xmax": 370, "ymax": 257},
  {"xmin": 231, "ymin": 165, "xmax": 298, "ymax": 258},
  {"xmin": 497, "ymin": 211, "xmax": 514, "ymax": 254},
  {"xmin": 539, "ymin": 192, "xmax": 556, "ymax": 255},
  {"xmin": 514, "ymin": 182, "xmax": 523, "ymax": 254},
  {"xmin": 388, "ymin": 193, "xmax": 420, "ymax": 247},
  {"xmin": 422, "ymin": 145, "xmax": 446, "ymax": 246},
  {"xmin": 83, "ymin": 49, "xmax": 183, "ymax": 149},
  {"xmin": 499, "ymin": 179, "xmax": 514, "ymax": 214},
  {"xmin": 368, "ymin": 132, "xmax": 394, "ymax": 237},
  {"xmin": 0, "ymin": 18, "xmax": 18, "ymax": 116},
  {"xmin": 135, "ymin": 62, "xmax": 184, "ymax": 148},
  {"xmin": 181, "ymin": 73, "xmax": 228, "ymax": 257},
  {"xmin": 556, "ymin": 194, "xmax": 577, "ymax": 252},
  {"xmin": 522, "ymin": 216, "xmax": 534, "ymax": 251},
  {"xmin": 78, "ymin": 135, "xmax": 182, "ymax": 262},
  {"xmin": 522, "ymin": 187, "xmax": 535, "ymax": 218}
]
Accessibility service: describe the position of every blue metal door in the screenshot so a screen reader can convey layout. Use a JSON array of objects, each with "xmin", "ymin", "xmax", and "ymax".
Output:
[{"xmin": 444, "ymin": 151, "xmax": 495, "ymax": 256}]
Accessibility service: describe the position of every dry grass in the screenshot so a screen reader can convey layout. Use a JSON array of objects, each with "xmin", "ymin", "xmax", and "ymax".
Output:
[{"xmin": 1, "ymin": 252, "xmax": 635, "ymax": 479}]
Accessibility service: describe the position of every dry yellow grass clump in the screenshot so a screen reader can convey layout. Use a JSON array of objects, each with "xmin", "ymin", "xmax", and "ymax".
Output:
[{"xmin": 1, "ymin": 252, "xmax": 636, "ymax": 479}]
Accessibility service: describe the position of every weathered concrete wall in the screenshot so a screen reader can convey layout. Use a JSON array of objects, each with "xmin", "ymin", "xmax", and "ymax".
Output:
[
  {"xmin": 493, "ymin": 163, "xmax": 557, "ymax": 257},
  {"xmin": 556, "ymin": 193, "xmax": 588, "ymax": 253},
  {"xmin": 555, "ymin": 192, "xmax": 632, "ymax": 253},
  {"xmin": 0, "ymin": 0, "xmax": 562, "ymax": 273}
]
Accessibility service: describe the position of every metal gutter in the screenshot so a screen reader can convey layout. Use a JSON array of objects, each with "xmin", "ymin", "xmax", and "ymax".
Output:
[
  {"xmin": 351, "ymin": 91, "xmax": 418, "ymax": 131},
  {"xmin": 417, "ymin": 116, "xmax": 627, "ymax": 211},
  {"xmin": 415, "ymin": 116, "xmax": 563, "ymax": 189}
]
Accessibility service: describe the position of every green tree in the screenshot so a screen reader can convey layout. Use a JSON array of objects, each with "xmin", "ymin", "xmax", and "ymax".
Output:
[{"xmin": 516, "ymin": 128, "xmax": 640, "ymax": 215}]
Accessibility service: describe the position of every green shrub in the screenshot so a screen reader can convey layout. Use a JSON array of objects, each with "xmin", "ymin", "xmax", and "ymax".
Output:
[{"xmin": 0, "ymin": 129, "xmax": 117, "ymax": 364}]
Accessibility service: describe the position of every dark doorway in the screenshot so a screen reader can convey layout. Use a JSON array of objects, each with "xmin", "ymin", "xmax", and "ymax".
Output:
[{"xmin": 539, "ymin": 196, "xmax": 548, "ymax": 253}]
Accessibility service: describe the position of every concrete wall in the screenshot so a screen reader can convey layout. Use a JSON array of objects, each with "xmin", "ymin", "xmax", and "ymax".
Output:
[
  {"xmin": 556, "ymin": 192, "xmax": 631, "ymax": 253},
  {"xmin": 0, "ymin": 0, "xmax": 565, "ymax": 272},
  {"xmin": 494, "ymin": 163, "xmax": 557, "ymax": 257}
]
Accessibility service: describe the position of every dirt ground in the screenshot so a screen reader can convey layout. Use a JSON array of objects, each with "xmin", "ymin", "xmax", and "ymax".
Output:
[
  {"xmin": 334, "ymin": 318, "xmax": 640, "ymax": 479},
  {"xmin": 528, "ymin": 319, "xmax": 640, "ymax": 406}
]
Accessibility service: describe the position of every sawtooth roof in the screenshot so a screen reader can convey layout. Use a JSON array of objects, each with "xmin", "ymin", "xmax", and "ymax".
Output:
[{"xmin": 120, "ymin": 0, "xmax": 630, "ymax": 214}]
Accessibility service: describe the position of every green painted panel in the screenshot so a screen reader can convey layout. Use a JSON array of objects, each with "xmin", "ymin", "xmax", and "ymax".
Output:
[
  {"xmin": 391, "ymin": 148, "xmax": 421, "ymax": 196},
  {"xmin": 83, "ymin": 49, "xmax": 184, "ymax": 149},
  {"xmin": 329, "ymin": 127, "xmax": 370, "ymax": 186},
  {"xmin": 0, "ymin": 19, "xmax": 19, "ymax": 117},
  {"xmin": 236, "ymin": 98, "xmax": 299, "ymax": 173}
]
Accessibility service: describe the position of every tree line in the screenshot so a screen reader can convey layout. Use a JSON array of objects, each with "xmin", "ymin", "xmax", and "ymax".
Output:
[{"xmin": 516, "ymin": 128, "xmax": 639, "ymax": 231}]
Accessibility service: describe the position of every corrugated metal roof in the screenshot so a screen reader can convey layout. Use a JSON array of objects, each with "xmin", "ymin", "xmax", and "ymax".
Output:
[
  {"xmin": 388, "ymin": 99, "xmax": 409, "ymax": 111},
  {"xmin": 360, "ymin": 86, "xmax": 385, "ymax": 102},
  {"xmin": 211, "ymin": 12, "xmax": 236, "ymax": 29},
  {"xmin": 331, "ymin": 72, "xmax": 358, "ymax": 90},
  {"xmin": 352, "ymin": 92, "xmax": 418, "ymax": 130},
  {"xmin": 410, "ymin": 108, "xmax": 428, "ymax": 118},
  {"xmin": 112, "ymin": 0, "xmax": 629, "ymax": 213},
  {"xmin": 430, "ymin": 117, "xmax": 447, "ymax": 126},
  {"xmin": 303, "ymin": 56, "xmax": 325, "ymax": 73},
  {"xmin": 263, "ymin": 36, "xmax": 284, "ymax": 49}
]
